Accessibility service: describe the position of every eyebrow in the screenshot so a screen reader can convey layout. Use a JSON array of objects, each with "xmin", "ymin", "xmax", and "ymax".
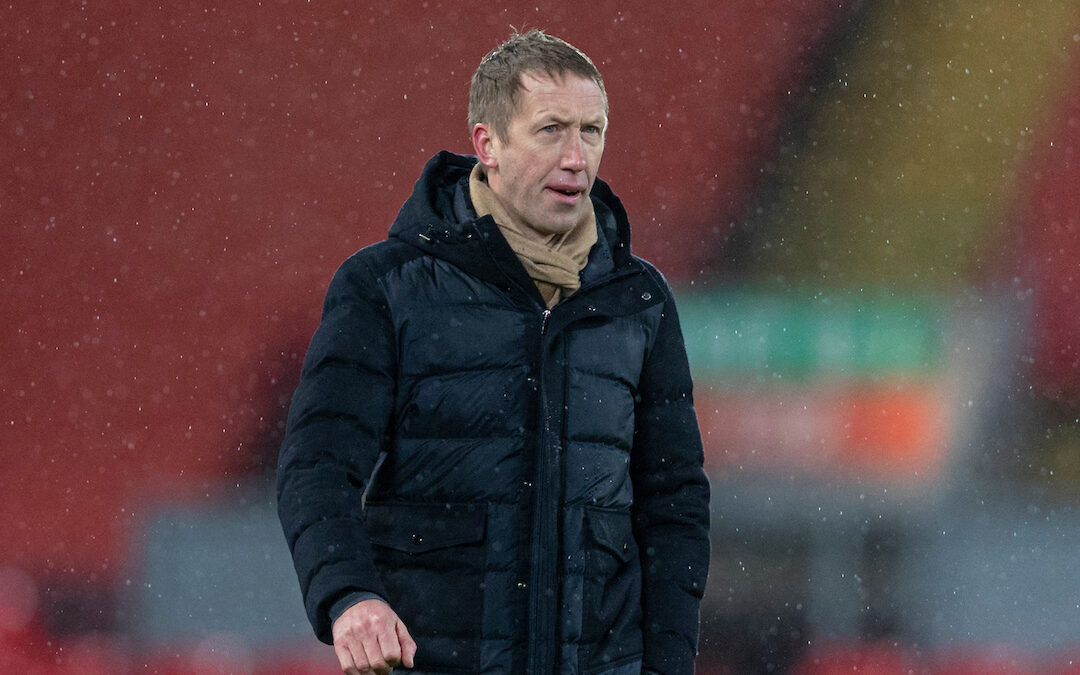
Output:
[{"xmin": 536, "ymin": 113, "xmax": 607, "ymax": 128}]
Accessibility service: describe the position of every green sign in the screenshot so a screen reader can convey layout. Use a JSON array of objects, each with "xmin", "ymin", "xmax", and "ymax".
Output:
[{"xmin": 677, "ymin": 289, "xmax": 944, "ymax": 380}]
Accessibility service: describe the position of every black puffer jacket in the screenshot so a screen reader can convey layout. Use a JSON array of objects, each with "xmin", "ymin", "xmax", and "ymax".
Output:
[{"xmin": 277, "ymin": 152, "xmax": 710, "ymax": 675}]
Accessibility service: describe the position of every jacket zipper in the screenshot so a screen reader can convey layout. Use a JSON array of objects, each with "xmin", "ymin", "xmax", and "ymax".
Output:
[{"xmin": 530, "ymin": 306, "xmax": 558, "ymax": 674}]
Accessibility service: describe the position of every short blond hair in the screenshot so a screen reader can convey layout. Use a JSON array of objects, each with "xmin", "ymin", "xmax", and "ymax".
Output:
[{"xmin": 468, "ymin": 29, "xmax": 607, "ymax": 142}]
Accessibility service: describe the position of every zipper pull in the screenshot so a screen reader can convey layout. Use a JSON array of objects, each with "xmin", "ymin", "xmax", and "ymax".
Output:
[{"xmin": 540, "ymin": 309, "xmax": 551, "ymax": 335}]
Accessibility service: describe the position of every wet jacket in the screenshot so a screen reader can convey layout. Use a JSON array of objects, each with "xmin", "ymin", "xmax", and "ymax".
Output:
[{"xmin": 277, "ymin": 152, "xmax": 710, "ymax": 674}]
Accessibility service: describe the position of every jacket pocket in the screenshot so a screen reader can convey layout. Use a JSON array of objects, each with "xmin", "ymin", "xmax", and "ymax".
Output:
[
  {"xmin": 366, "ymin": 502, "xmax": 487, "ymax": 673},
  {"xmin": 581, "ymin": 507, "xmax": 643, "ymax": 671}
]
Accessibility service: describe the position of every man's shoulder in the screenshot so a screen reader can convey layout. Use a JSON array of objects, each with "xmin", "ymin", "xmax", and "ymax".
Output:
[
  {"xmin": 323, "ymin": 237, "xmax": 425, "ymax": 304},
  {"xmin": 337, "ymin": 237, "xmax": 423, "ymax": 280}
]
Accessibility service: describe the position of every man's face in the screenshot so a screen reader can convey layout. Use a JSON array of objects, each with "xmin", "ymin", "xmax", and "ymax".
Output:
[{"xmin": 476, "ymin": 71, "xmax": 607, "ymax": 243}]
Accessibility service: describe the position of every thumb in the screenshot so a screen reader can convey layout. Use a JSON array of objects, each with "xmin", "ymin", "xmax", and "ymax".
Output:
[{"xmin": 396, "ymin": 619, "xmax": 417, "ymax": 668}]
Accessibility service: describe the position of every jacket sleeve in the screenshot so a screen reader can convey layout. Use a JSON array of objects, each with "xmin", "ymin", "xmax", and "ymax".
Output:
[
  {"xmin": 276, "ymin": 253, "xmax": 397, "ymax": 644},
  {"xmin": 630, "ymin": 268, "xmax": 711, "ymax": 675}
]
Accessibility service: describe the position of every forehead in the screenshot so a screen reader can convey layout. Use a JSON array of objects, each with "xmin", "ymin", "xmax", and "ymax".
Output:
[{"xmin": 513, "ymin": 71, "xmax": 607, "ymax": 119}]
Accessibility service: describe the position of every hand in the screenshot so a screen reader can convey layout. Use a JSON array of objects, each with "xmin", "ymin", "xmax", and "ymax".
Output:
[{"xmin": 332, "ymin": 598, "xmax": 417, "ymax": 674}]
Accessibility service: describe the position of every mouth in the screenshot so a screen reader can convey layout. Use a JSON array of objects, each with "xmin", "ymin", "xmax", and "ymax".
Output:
[{"xmin": 546, "ymin": 186, "xmax": 585, "ymax": 203}]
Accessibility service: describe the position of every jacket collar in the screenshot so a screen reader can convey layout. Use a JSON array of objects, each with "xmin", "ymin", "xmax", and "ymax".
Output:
[{"xmin": 389, "ymin": 152, "xmax": 640, "ymax": 300}]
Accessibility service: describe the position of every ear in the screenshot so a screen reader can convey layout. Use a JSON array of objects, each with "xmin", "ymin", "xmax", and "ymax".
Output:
[{"xmin": 471, "ymin": 123, "xmax": 499, "ymax": 170}]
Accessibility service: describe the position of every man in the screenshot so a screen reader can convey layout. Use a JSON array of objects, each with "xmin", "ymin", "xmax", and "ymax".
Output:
[{"xmin": 277, "ymin": 29, "xmax": 710, "ymax": 675}]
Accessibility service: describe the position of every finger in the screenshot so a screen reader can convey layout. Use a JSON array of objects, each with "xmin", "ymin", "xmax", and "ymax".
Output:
[
  {"xmin": 396, "ymin": 619, "xmax": 417, "ymax": 668},
  {"xmin": 334, "ymin": 642, "xmax": 361, "ymax": 675},
  {"xmin": 377, "ymin": 624, "xmax": 403, "ymax": 667},
  {"xmin": 359, "ymin": 634, "xmax": 391, "ymax": 675}
]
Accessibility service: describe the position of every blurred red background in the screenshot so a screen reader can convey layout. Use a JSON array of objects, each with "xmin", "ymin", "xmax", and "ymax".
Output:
[{"xmin": 2, "ymin": 0, "xmax": 850, "ymax": 587}]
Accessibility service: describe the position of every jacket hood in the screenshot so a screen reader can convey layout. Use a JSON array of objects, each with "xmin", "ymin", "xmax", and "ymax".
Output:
[{"xmin": 388, "ymin": 151, "xmax": 635, "ymax": 279}]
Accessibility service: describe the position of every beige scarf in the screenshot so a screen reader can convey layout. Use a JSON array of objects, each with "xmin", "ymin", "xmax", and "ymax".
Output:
[{"xmin": 469, "ymin": 164, "xmax": 597, "ymax": 308}]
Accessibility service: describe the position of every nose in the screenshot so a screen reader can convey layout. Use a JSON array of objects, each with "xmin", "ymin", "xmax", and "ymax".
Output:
[{"xmin": 560, "ymin": 133, "xmax": 587, "ymax": 171}]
